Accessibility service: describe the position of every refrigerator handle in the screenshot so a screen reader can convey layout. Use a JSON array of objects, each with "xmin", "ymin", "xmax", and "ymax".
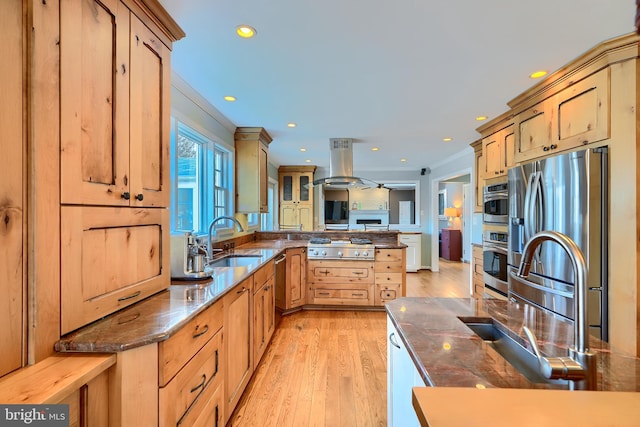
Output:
[
  {"xmin": 523, "ymin": 172, "xmax": 536, "ymax": 244},
  {"xmin": 532, "ymin": 171, "xmax": 545, "ymax": 268}
]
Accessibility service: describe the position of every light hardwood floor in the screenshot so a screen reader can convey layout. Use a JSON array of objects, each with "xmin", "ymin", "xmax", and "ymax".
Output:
[{"xmin": 227, "ymin": 260, "xmax": 470, "ymax": 427}]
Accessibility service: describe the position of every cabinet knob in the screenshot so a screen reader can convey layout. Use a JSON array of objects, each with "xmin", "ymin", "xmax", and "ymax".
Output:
[
  {"xmin": 135, "ymin": 193, "xmax": 144, "ymax": 201},
  {"xmin": 550, "ymin": 144, "xmax": 557, "ymax": 150},
  {"xmin": 543, "ymin": 146, "xmax": 550, "ymax": 152},
  {"xmin": 121, "ymin": 192, "xmax": 131, "ymax": 200}
]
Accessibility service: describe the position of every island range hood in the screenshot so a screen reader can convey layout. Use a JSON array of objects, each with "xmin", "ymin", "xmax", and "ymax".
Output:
[{"xmin": 310, "ymin": 138, "xmax": 382, "ymax": 189}]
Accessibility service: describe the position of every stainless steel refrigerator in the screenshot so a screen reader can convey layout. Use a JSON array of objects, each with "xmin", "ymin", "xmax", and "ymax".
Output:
[{"xmin": 507, "ymin": 146, "xmax": 608, "ymax": 340}]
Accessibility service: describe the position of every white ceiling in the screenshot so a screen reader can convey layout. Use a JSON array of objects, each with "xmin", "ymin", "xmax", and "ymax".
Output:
[{"xmin": 158, "ymin": 0, "xmax": 634, "ymax": 173}]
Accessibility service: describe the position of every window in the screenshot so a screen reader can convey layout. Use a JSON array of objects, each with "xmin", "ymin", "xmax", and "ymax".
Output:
[{"xmin": 170, "ymin": 119, "xmax": 233, "ymax": 234}]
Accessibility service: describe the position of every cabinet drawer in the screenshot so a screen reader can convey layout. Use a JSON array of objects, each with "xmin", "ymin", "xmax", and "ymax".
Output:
[
  {"xmin": 159, "ymin": 330, "xmax": 223, "ymax": 426},
  {"xmin": 375, "ymin": 249, "xmax": 403, "ymax": 263},
  {"xmin": 312, "ymin": 287, "xmax": 373, "ymax": 305},
  {"xmin": 61, "ymin": 206, "xmax": 170, "ymax": 334},
  {"xmin": 159, "ymin": 301, "xmax": 223, "ymax": 386},
  {"xmin": 307, "ymin": 260, "xmax": 374, "ymax": 284},
  {"xmin": 252, "ymin": 260, "xmax": 274, "ymax": 291},
  {"xmin": 375, "ymin": 262, "xmax": 403, "ymax": 273},
  {"xmin": 375, "ymin": 283, "xmax": 402, "ymax": 305},
  {"xmin": 190, "ymin": 382, "xmax": 224, "ymax": 427},
  {"xmin": 375, "ymin": 272, "xmax": 403, "ymax": 285}
]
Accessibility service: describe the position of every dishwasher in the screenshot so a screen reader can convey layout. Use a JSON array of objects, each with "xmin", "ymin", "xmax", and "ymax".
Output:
[{"xmin": 274, "ymin": 253, "xmax": 286, "ymax": 312}]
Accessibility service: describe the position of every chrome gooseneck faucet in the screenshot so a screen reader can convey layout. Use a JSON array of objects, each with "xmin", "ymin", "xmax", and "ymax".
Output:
[
  {"xmin": 207, "ymin": 216, "xmax": 245, "ymax": 259},
  {"xmin": 516, "ymin": 230, "xmax": 596, "ymax": 389}
]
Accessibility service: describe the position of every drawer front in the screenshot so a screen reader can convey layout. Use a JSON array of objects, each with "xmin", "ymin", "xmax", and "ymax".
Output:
[
  {"xmin": 312, "ymin": 288, "xmax": 373, "ymax": 305},
  {"xmin": 159, "ymin": 330, "xmax": 223, "ymax": 426},
  {"xmin": 375, "ymin": 249, "xmax": 403, "ymax": 263},
  {"xmin": 375, "ymin": 262, "xmax": 403, "ymax": 273},
  {"xmin": 375, "ymin": 283, "xmax": 402, "ymax": 305},
  {"xmin": 375, "ymin": 272, "xmax": 403, "ymax": 285},
  {"xmin": 399, "ymin": 235, "xmax": 419, "ymax": 244},
  {"xmin": 190, "ymin": 382, "xmax": 224, "ymax": 427},
  {"xmin": 159, "ymin": 301, "xmax": 223, "ymax": 386},
  {"xmin": 252, "ymin": 259, "xmax": 274, "ymax": 291},
  {"xmin": 307, "ymin": 260, "xmax": 374, "ymax": 284},
  {"xmin": 61, "ymin": 206, "xmax": 170, "ymax": 334}
]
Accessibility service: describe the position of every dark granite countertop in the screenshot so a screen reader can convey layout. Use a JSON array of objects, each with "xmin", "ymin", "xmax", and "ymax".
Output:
[
  {"xmin": 56, "ymin": 233, "xmax": 407, "ymax": 353},
  {"xmin": 386, "ymin": 297, "xmax": 640, "ymax": 391},
  {"xmin": 56, "ymin": 247, "xmax": 279, "ymax": 353}
]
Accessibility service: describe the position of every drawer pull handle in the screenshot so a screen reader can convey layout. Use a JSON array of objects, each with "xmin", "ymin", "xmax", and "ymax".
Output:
[
  {"xmin": 389, "ymin": 332, "xmax": 401, "ymax": 349},
  {"xmin": 117, "ymin": 291, "xmax": 141, "ymax": 302},
  {"xmin": 192, "ymin": 324, "xmax": 209, "ymax": 339},
  {"xmin": 352, "ymin": 293, "xmax": 364, "ymax": 297},
  {"xmin": 215, "ymin": 404, "xmax": 219, "ymax": 427},
  {"xmin": 319, "ymin": 292, "xmax": 330, "ymax": 296},
  {"xmin": 213, "ymin": 349, "xmax": 219, "ymax": 378},
  {"xmin": 237, "ymin": 287, "xmax": 249, "ymax": 294},
  {"xmin": 190, "ymin": 374, "xmax": 207, "ymax": 393},
  {"xmin": 353, "ymin": 271, "xmax": 363, "ymax": 275}
]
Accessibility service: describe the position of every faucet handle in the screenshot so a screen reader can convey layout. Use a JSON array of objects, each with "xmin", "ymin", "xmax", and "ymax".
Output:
[{"xmin": 523, "ymin": 326, "xmax": 586, "ymax": 380}]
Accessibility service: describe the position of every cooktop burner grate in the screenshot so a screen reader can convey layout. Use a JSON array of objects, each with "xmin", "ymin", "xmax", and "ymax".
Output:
[{"xmin": 309, "ymin": 237, "xmax": 331, "ymax": 245}]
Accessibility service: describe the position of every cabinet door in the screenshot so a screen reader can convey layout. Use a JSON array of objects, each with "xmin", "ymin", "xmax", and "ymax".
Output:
[
  {"xmin": 259, "ymin": 143, "xmax": 269, "ymax": 212},
  {"xmin": 281, "ymin": 174, "xmax": 294, "ymax": 203},
  {"xmin": 61, "ymin": 206, "xmax": 170, "ymax": 334},
  {"xmin": 253, "ymin": 276, "xmax": 275, "ymax": 367},
  {"xmin": 297, "ymin": 205, "xmax": 314, "ymax": 231},
  {"xmin": 60, "ymin": 0, "xmax": 130, "ymax": 206},
  {"xmin": 297, "ymin": 173, "xmax": 312, "ymax": 204},
  {"xmin": 280, "ymin": 204, "xmax": 298, "ymax": 226},
  {"xmin": 483, "ymin": 133, "xmax": 503, "ymax": 178},
  {"xmin": 514, "ymin": 101, "xmax": 553, "ymax": 163},
  {"xmin": 0, "ymin": 0, "xmax": 24, "ymax": 378},
  {"xmin": 504, "ymin": 126, "xmax": 515, "ymax": 169},
  {"xmin": 129, "ymin": 14, "xmax": 171, "ymax": 207},
  {"xmin": 287, "ymin": 248, "xmax": 307, "ymax": 308},
  {"xmin": 555, "ymin": 68, "xmax": 610, "ymax": 149},
  {"xmin": 474, "ymin": 149, "xmax": 484, "ymax": 212},
  {"xmin": 224, "ymin": 278, "xmax": 253, "ymax": 420}
]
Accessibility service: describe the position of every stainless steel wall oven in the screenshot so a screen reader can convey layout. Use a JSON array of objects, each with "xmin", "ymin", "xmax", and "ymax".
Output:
[
  {"xmin": 482, "ymin": 230, "xmax": 508, "ymax": 297},
  {"xmin": 483, "ymin": 182, "xmax": 508, "ymax": 224}
]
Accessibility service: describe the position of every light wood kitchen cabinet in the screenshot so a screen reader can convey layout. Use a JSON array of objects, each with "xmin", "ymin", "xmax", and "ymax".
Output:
[
  {"xmin": 224, "ymin": 277, "xmax": 254, "ymax": 422},
  {"xmin": 60, "ymin": 0, "xmax": 171, "ymax": 208},
  {"xmin": 235, "ymin": 127, "xmax": 272, "ymax": 213},
  {"xmin": 279, "ymin": 165, "xmax": 316, "ymax": 230},
  {"xmin": 307, "ymin": 260, "xmax": 375, "ymax": 306},
  {"xmin": 472, "ymin": 245, "xmax": 485, "ymax": 298},
  {"xmin": 375, "ymin": 249, "xmax": 406, "ymax": 305},
  {"xmin": 513, "ymin": 68, "xmax": 610, "ymax": 164},
  {"xmin": 482, "ymin": 124, "xmax": 514, "ymax": 178},
  {"xmin": 60, "ymin": 206, "xmax": 170, "ymax": 334},
  {"xmin": 0, "ymin": 0, "xmax": 25, "ymax": 379},
  {"xmin": 253, "ymin": 261, "xmax": 276, "ymax": 367},
  {"xmin": 285, "ymin": 247, "xmax": 308, "ymax": 309},
  {"xmin": 159, "ymin": 329, "xmax": 224, "ymax": 427},
  {"xmin": 470, "ymin": 139, "xmax": 484, "ymax": 212}
]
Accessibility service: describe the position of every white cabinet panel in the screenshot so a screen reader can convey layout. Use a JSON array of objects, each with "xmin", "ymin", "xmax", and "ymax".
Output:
[{"xmin": 399, "ymin": 234, "xmax": 421, "ymax": 272}]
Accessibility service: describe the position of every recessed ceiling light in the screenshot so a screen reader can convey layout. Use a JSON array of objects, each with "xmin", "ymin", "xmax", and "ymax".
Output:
[
  {"xmin": 476, "ymin": 115, "xmax": 488, "ymax": 121},
  {"xmin": 305, "ymin": 159, "xmax": 311, "ymax": 163},
  {"xmin": 300, "ymin": 148, "xmax": 307, "ymax": 152},
  {"xmin": 530, "ymin": 70, "xmax": 548, "ymax": 79},
  {"xmin": 236, "ymin": 25, "xmax": 257, "ymax": 38},
  {"xmin": 443, "ymin": 137, "xmax": 453, "ymax": 142},
  {"xmin": 371, "ymin": 147, "xmax": 379, "ymax": 151},
  {"xmin": 400, "ymin": 158, "xmax": 407, "ymax": 162},
  {"xmin": 223, "ymin": 95, "xmax": 236, "ymax": 102},
  {"xmin": 287, "ymin": 123, "xmax": 296, "ymax": 128}
]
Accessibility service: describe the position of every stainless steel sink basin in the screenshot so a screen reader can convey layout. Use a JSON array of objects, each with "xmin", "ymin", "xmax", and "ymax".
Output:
[
  {"xmin": 207, "ymin": 254, "xmax": 263, "ymax": 268},
  {"xmin": 459, "ymin": 318, "xmax": 568, "ymax": 385}
]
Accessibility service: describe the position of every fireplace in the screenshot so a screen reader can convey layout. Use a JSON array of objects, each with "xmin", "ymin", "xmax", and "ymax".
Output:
[{"xmin": 349, "ymin": 209, "xmax": 389, "ymax": 226}]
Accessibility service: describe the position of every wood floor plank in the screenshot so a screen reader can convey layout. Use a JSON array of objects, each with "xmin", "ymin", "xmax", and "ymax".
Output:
[{"xmin": 228, "ymin": 261, "xmax": 470, "ymax": 426}]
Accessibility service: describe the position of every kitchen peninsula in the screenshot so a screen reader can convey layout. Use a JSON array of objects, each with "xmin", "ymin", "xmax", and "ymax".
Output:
[{"xmin": 386, "ymin": 297, "xmax": 640, "ymax": 426}]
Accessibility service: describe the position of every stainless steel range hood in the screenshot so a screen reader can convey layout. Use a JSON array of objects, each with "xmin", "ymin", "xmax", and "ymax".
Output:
[{"xmin": 311, "ymin": 138, "xmax": 381, "ymax": 189}]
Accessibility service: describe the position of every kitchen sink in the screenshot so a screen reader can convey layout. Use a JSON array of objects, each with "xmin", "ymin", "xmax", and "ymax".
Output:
[
  {"xmin": 459, "ymin": 318, "xmax": 568, "ymax": 385},
  {"xmin": 207, "ymin": 254, "xmax": 263, "ymax": 268}
]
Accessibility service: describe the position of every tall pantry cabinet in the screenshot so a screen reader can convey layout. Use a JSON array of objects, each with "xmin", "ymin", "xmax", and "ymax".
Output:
[
  {"xmin": 7, "ymin": 0, "xmax": 184, "ymax": 365},
  {"xmin": 59, "ymin": 0, "xmax": 182, "ymax": 334},
  {"xmin": 279, "ymin": 165, "xmax": 316, "ymax": 230},
  {"xmin": 0, "ymin": 0, "xmax": 25, "ymax": 378}
]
